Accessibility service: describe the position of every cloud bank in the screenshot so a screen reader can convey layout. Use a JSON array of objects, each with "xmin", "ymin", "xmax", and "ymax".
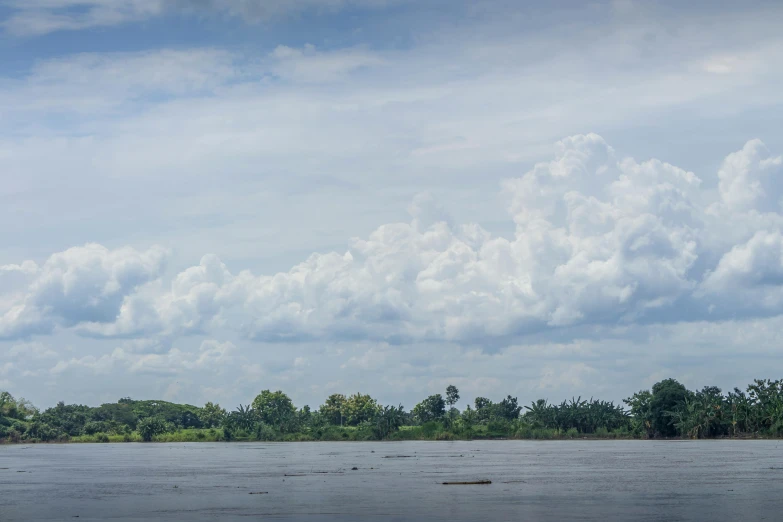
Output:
[{"xmin": 2, "ymin": 134, "xmax": 781, "ymax": 345}]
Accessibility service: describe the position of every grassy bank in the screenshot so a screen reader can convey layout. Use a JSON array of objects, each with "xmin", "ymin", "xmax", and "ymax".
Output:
[{"xmin": 7, "ymin": 424, "xmax": 638, "ymax": 443}]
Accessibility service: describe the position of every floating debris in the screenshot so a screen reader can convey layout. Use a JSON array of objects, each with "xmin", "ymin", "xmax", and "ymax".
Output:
[
  {"xmin": 249, "ymin": 491, "xmax": 268, "ymax": 495},
  {"xmin": 383, "ymin": 455, "xmax": 414, "ymax": 459},
  {"xmin": 351, "ymin": 467, "xmax": 359, "ymax": 470},
  {"xmin": 442, "ymin": 480, "xmax": 492, "ymax": 485}
]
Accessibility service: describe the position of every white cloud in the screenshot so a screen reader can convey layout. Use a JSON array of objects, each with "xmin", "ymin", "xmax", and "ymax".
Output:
[
  {"xmin": 2, "ymin": 0, "xmax": 165, "ymax": 36},
  {"xmin": 269, "ymin": 45, "xmax": 384, "ymax": 83},
  {"xmin": 716, "ymin": 139, "xmax": 783, "ymax": 213},
  {"xmin": 0, "ymin": 261, "xmax": 38, "ymax": 275},
  {"xmin": 3, "ymin": 136, "xmax": 783, "ymax": 346},
  {"xmin": 0, "ymin": 243, "xmax": 167, "ymax": 339},
  {"xmin": 1, "ymin": 0, "xmax": 407, "ymax": 36},
  {"xmin": 8, "ymin": 342, "xmax": 57, "ymax": 360}
]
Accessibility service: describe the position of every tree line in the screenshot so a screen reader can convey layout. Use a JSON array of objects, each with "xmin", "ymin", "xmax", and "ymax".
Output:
[{"xmin": 2, "ymin": 378, "xmax": 783, "ymax": 443}]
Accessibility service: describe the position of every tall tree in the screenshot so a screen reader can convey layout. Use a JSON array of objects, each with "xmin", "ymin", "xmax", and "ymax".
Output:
[
  {"xmin": 474, "ymin": 397, "xmax": 493, "ymax": 423},
  {"xmin": 319, "ymin": 394, "xmax": 347, "ymax": 426},
  {"xmin": 413, "ymin": 394, "xmax": 446, "ymax": 423},
  {"xmin": 446, "ymin": 386, "xmax": 460, "ymax": 409},
  {"xmin": 343, "ymin": 393, "xmax": 380, "ymax": 426},
  {"xmin": 199, "ymin": 402, "xmax": 227, "ymax": 428},
  {"xmin": 252, "ymin": 390, "xmax": 297, "ymax": 432},
  {"xmin": 650, "ymin": 379, "xmax": 690, "ymax": 437}
]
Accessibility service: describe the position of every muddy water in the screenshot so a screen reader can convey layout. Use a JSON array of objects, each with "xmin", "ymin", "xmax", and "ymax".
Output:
[{"xmin": 2, "ymin": 440, "xmax": 782, "ymax": 521}]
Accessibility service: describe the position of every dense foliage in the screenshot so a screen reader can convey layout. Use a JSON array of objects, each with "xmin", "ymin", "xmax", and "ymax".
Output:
[{"xmin": 3, "ymin": 378, "xmax": 783, "ymax": 443}]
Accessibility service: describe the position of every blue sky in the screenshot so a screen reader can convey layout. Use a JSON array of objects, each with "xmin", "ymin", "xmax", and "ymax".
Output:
[{"xmin": 2, "ymin": 0, "xmax": 783, "ymax": 411}]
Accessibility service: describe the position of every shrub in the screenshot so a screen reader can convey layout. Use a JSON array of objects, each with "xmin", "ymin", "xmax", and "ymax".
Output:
[
  {"xmin": 420, "ymin": 421, "xmax": 441, "ymax": 437},
  {"xmin": 254, "ymin": 423, "xmax": 278, "ymax": 441},
  {"xmin": 25, "ymin": 421, "xmax": 60, "ymax": 441},
  {"xmin": 595, "ymin": 427, "xmax": 610, "ymax": 438},
  {"xmin": 84, "ymin": 422, "xmax": 104, "ymax": 435},
  {"xmin": 96, "ymin": 433, "xmax": 110, "ymax": 443},
  {"xmin": 487, "ymin": 419, "xmax": 512, "ymax": 437}
]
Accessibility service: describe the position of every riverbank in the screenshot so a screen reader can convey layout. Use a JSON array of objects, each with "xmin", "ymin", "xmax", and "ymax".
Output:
[{"xmin": 3, "ymin": 425, "xmax": 778, "ymax": 444}]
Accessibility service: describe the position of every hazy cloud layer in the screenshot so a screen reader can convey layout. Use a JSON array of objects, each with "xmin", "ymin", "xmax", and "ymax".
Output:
[{"xmin": 1, "ymin": 0, "xmax": 407, "ymax": 36}]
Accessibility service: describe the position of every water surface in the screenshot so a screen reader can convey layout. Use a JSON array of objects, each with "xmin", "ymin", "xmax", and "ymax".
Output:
[{"xmin": 2, "ymin": 440, "xmax": 782, "ymax": 521}]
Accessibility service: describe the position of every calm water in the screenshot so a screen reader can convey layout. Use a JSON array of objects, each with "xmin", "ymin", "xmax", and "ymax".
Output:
[{"xmin": 2, "ymin": 440, "xmax": 782, "ymax": 521}]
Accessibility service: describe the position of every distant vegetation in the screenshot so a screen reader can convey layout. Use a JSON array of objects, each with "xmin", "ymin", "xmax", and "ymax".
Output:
[{"xmin": 2, "ymin": 378, "xmax": 783, "ymax": 443}]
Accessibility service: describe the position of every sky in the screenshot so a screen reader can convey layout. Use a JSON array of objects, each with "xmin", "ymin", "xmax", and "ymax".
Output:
[{"xmin": 2, "ymin": 0, "xmax": 783, "ymax": 412}]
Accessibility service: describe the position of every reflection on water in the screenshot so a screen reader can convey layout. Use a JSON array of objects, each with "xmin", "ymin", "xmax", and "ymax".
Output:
[{"xmin": 2, "ymin": 440, "xmax": 782, "ymax": 521}]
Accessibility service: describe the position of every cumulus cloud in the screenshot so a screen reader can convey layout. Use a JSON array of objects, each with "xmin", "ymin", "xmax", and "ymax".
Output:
[
  {"xmin": 0, "ymin": 243, "xmax": 167, "ymax": 339},
  {"xmin": 2, "ymin": 135, "xmax": 783, "ymax": 345}
]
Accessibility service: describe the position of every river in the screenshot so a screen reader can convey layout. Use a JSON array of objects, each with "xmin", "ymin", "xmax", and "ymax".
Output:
[{"xmin": 2, "ymin": 440, "xmax": 782, "ymax": 521}]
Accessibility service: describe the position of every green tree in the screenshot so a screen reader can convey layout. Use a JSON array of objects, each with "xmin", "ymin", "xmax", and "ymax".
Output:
[
  {"xmin": 474, "ymin": 397, "xmax": 493, "ymax": 423},
  {"xmin": 137, "ymin": 416, "xmax": 168, "ymax": 442},
  {"xmin": 252, "ymin": 390, "xmax": 297, "ymax": 432},
  {"xmin": 199, "ymin": 402, "xmax": 227, "ymax": 428},
  {"xmin": 413, "ymin": 394, "xmax": 446, "ymax": 423},
  {"xmin": 0, "ymin": 391, "xmax": 18, "ymax": 419},
  {"xmin": 343, "ymin": 393, "xmax": 380, "ymax": 426},
  {"xmin": 445, "ymin": 385, "xmax": 460, "ymax": 427},
  {"xmin": 319, "ymin": 394, "xmax": 347, "ymax": 426},
  {"xmin": 650, "ymin": 379, "xmax": 690, "ymax": 437},
  {"xmin": 624, "ymin": 390, "xmax": 654, "ymax": 438},
  {"xmin": 494, "ymin": 395, "xmax": 522, "ymax": 421},
  {"xmin": 226, "ymin": 404, "xmax": 257, "ymax": 431},
  {"xmin": 446, "ymin": 386, "xmax": 460, "ymax": 409},
  {"xmin": 373, "ymin": 404, "xmax": 405, "ymax": 439},
  {"xmin": 90, "ymin": 402, "xmax": 138, "ymax": 429},
  {"xmin": 1, "ymin": 392, "xmax": 38, "ymax": 421}
]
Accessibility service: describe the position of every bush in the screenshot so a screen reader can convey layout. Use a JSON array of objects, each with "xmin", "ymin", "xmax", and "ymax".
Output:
[
  {"xmin": 594, "ymin": 427, "xmax": 610, "ymax": 438},
  {"xmin": 420, "ymin": 421, "xmax": 442, "ymax": 437},
  {"xmin": 96, "ymin": 433, "xmax": 110, "ymax": 443},
  {"xmin": 84, "ymin": 421, "xmax": 105, "ymax": 435},
  {"xmin": 487, "ymin": 419, "xmax": 512, "ymax": 437},
  {"xmin": 25, "ymin": 421, "xmax": 60, "ymax": 441},
  {"xmin": 254, "ymin": 423, "xmax": 278, "ymax": 441}
]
